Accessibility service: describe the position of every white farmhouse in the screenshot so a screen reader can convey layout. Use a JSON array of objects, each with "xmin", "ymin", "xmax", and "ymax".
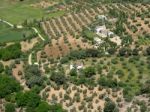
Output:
[
  {"xmin": 97, "ymin": 15, "xmax": 107, "ymax": 20},
  {"xmin": 70, "ymin": 62, "xmax": 84, "ymax": 70},
  {"xmin": 77, "ymin": 64, "xmax": 83, "ymax": 70},
  {"xmin": 95, "ymin": 25, "xmax": 108, "ymax": 38},
  {"xmin": 70, "ymin": 64, "xmax": 74, "ymax": 70},
  {"xmin": 95, "ymin": 25, "xmax": 121, "ymax": 46},
  {"xmin": 107, "ymin": 31, "xmax": 114, "ymax": 37}
]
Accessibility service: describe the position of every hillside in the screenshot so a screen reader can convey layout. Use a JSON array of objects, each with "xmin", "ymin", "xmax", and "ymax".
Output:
[{"xmin": 0, "ymin": 0, "xmax": 150, "ymax": 112}]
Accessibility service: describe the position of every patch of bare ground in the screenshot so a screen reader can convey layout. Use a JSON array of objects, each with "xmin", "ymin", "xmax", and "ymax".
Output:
[
  {"xmin": 41, "ymin": 22, "xmax": 51, "ymax": 38},
  {"xmin": 96, "ymin": 7, "xmax": 103, "ymax": 14},
  {"xmin": 52, "ymin": 19, "xmax": 62, "ymax": 35},
  {"xmin": 57, "ymin": 18, "xmax": 68, "ymax": 33},
  {"xmin": 21, "ymin": 38, "xmax": 39, "ymax": 52},
  {"xmin": 43, "ymin": 35, "xmax": 92, "ymax": 58},
  {"xmin": 0, "ymin": 99, "xmax": 5, "ymax": 112},
  {"xmin": 0, "ymin": 60, "xmax": 14, "ymax": 67},
  {"xmin": 128, "ymin": 4, "xmax": 142, "ymax": 12},
  {"xmin": 41, "ymin": 84, "xmax": 123, "ymax": 112},
  {"xmin": 68, "ymin": 14, "xmax": 82, "ymax": 31},
  {"xmin": 121, "ymin": 94, "xmax": 150, "ymax": 112},
  {"xmin": 30, "ymin": 1, "xmax": 57, "ymax": 9},
  {"xmin": 79, "ymin": 13, "xmax": 90, "ymax": 25},
  {"xmin": 136, "ymin": 18, "xmax": 150, "ymax": 33},
  {"xmin": 125, "ymin": 17, "xmax": 150, "ymax": 42},
  {"xmin": 118, "ymin": 4, "xmax": 132, "ymax": 13},
  {"xmin": 84, "ymin": 9, "xmax": 94, "ymax": 21},
  {"xmin": 64, "ymin": 16, "xmax": 76, "ymax": 33},
  {"xmin": 37, "ymin": 51, "xmax": 42, "ymax": 63},
  {"xmin": 12, "ymin": 61, "xmax": 29, "ymax": 90}
]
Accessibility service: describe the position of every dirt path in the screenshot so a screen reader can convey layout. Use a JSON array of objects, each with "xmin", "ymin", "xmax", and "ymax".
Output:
[
  {"xmin": 32, "ymin": 27, "xmax": 45, "ymax": 41},
  {"xmin": 28, "ymin": 53, "xmax": 32, "ymax": 65},
  {"xmin": 1, "ymin": 18, "xmax": 45, "ymax": 41},
  {"xmin": 0, "ymin": 19, "xmax": 13, "ymax": 27}
]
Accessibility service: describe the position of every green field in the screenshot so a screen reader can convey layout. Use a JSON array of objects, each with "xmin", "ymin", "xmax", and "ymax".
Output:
[
  {"xmin": 0, "ymin": 0, "xmax": 65, "ymax": 24},
  {"xmin": 0, "ymin": 22, "xmax": 34, "ymax": 42},
  {"xmin": 106, "ymin": 56, "xmax": 150, "ymax": 98},
  {"xmin": 0, "ymin": 0, "xmax": 66, "ymax": 42}
]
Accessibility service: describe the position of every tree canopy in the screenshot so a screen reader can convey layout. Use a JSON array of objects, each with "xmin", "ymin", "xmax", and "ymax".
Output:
[
  {"xmin": 16, "ymin": 91, "xmax": 41, "ymax": 108},
  {"xmin": 83, "ymin": 66, "xmax": 96, "ymax": 77},
  {"xmin": 104, "ymin": 100, "xmax": 119, "ymax": 112},
  {"xmin": 24, "ymin": 65, "xmax": 44, "ymax": 88},
  {"xmin": 50, "ymin": 71, "xmax": 67, "ymax": 85},
  {"xmin": 15, "ymin": 91, "xmax": 65, "ymax": 112},
  {"xmin": 5, "ymin": 103, "xmax": 15, "ymax": 112},
  {"xmin": 0, "ymin": 43, "xmax": 22, "ymax": 61},
  {"xmin": 0, "ymin": 75, "xmax": 21, "ymax": 98}
]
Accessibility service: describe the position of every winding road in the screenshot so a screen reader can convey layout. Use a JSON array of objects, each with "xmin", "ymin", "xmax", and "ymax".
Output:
[
  {"xmin": 28, "ymin": 53, "xmax": 33, "ymax": 65},
  {"xmin": 0, "ymin": 18, "xmax": 45, "ymax": 41},
  {"xmin": 0, "ymin": 19, "xmax": 13, "ymax": 27},
  {"xmin": 32, "ymin": 27, "xmax": 45, "ymax": 41},
  {"xmin": 0, "ymin": 19, "xmax": 46, "ymax": 65}
]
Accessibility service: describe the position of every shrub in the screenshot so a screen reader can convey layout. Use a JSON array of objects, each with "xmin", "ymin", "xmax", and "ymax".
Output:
[
  {"xmin": 50, "ymin": 71, "xmax": 67, "ymax": 85},
  {"xmin": 98, "ymin": 77, "xmax": 118, "ymax": 88},
  {"xmin": 70, "ymin": 68, "xmax": 77, "ymax": 76},
  {"xmin": 116, "ymin": 69, "xmax": 124, "ymax": 78},
  {"xmin": 104, "ymin": 101, "xmax": 119, "ymax": 112},
  {"xmin": 83, "ymin": 66, "xmax": 96, "ymax": 78},
  {"xmin": 111, "ymin": 58, "xmax": 118, "ymax": 64}
]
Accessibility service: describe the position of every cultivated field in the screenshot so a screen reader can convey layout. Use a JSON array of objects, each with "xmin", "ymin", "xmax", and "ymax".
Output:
[
  {"xmin": 1, "ymin": 1, "xmax": 150, "ymax": 112},
  {"xmin": 0, "ymin": 0, "xmax": 66, "ymax": 24}
]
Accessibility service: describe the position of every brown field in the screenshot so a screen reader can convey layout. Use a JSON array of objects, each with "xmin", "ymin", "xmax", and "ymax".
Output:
[
  {"xmin": 30, "ymin": 0, "xmax": 57, "ymax": 9},
  {"xmin": 40, "ymin": 3, "xmax": 150, "ymax": 41},
  {"xmin": 43, "ymin": 35, "xmax": 92, "ymax": 58},
  {"xmin": 12, "ymin": 62, "xmax": 29, "ymax": 90},
  {"xmin": 42, "ymin": 84, "xmax": 124, "ymax": 112},
  {"xmin": 21, "ymin": 38, "xmax": 39, "ymax": 52}
]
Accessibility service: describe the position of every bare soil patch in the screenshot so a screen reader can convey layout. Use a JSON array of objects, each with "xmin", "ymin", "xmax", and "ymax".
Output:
[
  {"xmin": 21, "ymin": 38, "xmax": 39, "ymax": 52},
  {"xmin": 44, "ymin": 35, "xmax": 92, "ymax": 58},
  {"xmin": 30, "ymin": 1, "xmax": 57, "ymax": 9}
]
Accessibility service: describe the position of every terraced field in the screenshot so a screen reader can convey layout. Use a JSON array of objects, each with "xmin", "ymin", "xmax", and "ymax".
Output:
[
  {"xmin": 40, "ymin": 3, "xmax": 150, "ymax": 58},
  {"xmin": 41, "ymin": 4, "xmax": 150, "ymax": 39}
]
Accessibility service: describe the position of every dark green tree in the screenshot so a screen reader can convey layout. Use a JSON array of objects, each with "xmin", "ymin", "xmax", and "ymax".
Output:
[
  {"xmin": 104, "ymin": 101, "xmax": 119, "ymax": 112},
  {"xmin": 50, "ymin": 71, "xmax": 67, "ymax": 85},
  {"xmin": 35, "ymin": 101, "xmax": 50, "ymax": 112},
  {"xmin": 0, "ymin": 43, "xmax": 22, "ymax": 61},
  {"xmin": 24, "ymin": 65, "xmax": 43, "ymax": 88},
  {"xmin": 70, "ymin": 68, "xmax": 77, "ymax": 76},
  {"xmin": 5, "ymin": 103, "xmax": 15, "ymax": 112},
  {"xmin": 83, "ymin": 66, "xmax": 96, "ymax": 77},
  {"xmin": 16, "ymin": 91, "xmax": 41, "ymax": 108},
  {"xmin": 0, "ymin": 75, "xmax": 21, "ymax": 98}
]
